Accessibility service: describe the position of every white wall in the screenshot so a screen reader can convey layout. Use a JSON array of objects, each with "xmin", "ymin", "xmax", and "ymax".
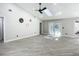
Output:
[
  {"xmin": 74, "ymin": 18, "xmax": 79, "ymax": 37},
  {"xmin": 42, "ymin": 21, "xmax": 49, "ymax": 34},
  {"xmin": 61, "ymin": 19, "xmax": 74, "ymax": 37},
  {"xmin": 42, "ymin": 18, "xmax": 75, "ymax": 37},
  {"xmin": 74, "ymin": 23, "xmax": 79, "ymax": 33},
  {"xmin": 0, "ymin": 3, "xmax": 40, "ymax": 42}
]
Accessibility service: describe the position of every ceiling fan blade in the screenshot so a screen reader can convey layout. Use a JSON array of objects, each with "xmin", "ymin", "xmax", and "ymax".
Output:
[
  {"xmin": 34, "ymin": 9, "xmax": 43, "ymax": 14},
  {"xmin": 41, "ymin": 7, "xmax": 47, "ymax": 11}
]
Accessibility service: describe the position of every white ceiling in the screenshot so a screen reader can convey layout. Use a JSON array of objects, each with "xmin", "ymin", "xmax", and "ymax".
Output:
[{"xmin": 15, "ymin": 3, "xmax": 79, "ymax": 20}]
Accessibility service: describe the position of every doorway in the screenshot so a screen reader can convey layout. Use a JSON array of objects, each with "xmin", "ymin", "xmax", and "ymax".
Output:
[
  {"xmin": 40, "ymin": 23, "xmax": 42, "ymax": 34},
  {"xmin": 49, "ymin": 22, "xmax": 62, "ymax": 37},
  {"xmin": 0, "ymin": 17, "xmax": 4, "ymax": 42}
]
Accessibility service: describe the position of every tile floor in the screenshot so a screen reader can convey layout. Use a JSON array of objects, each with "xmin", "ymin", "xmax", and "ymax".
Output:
[{"xmin": 0, "ymin": 35, "xmax": 79, "ymax": 56}]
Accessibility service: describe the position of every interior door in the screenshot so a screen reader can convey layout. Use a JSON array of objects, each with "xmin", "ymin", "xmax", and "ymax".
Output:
[{"xmin": 0, "ymin": 17, "xmax": 3, "ymax": 41}]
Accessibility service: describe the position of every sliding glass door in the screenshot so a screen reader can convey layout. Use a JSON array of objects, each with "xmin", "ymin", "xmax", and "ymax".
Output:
[{"xmin": 49, "ymin": 22, "xmax": 61, "ymax": 37}]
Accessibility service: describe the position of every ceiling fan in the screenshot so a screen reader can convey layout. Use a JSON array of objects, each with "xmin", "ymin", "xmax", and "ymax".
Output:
[
  {"xmin": 34, "ymin": 3, "xmax": 53, "ymax": 16},
  {"xmin": 35, "ymin": 3, "xmax": 47, "ymax": 14}
]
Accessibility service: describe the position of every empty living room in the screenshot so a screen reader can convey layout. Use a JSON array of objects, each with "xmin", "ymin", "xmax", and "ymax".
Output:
[{"xmin": 1, "ymin": 0, "xmax": 79, "ymax": 58}]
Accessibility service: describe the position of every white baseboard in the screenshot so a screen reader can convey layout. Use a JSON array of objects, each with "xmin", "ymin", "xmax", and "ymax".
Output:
[
  {"xmin": 4, "ymin": 34, "xmax": 39, "ymax": 43},
  {"xmin": 42, "ymin": 33, "xmax": 77, "ymax": 38},
  {"xmin": 42, "ymin": 33, "xmax": 49, "ymax": 35},
  {"xmin": 61, "ymin": 35, "xmax": 79, "ymax": 38}
]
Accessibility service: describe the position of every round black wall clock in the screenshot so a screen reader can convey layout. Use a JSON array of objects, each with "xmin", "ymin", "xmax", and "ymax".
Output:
[{"xmin": 19, "ymin": 18, "xmax": 24, "ymax": 23}]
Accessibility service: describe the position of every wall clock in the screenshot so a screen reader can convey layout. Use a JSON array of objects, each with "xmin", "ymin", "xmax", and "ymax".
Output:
[{"xmin": 19, "ymin": 18, "xmax": 24, "ymax": 23}]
